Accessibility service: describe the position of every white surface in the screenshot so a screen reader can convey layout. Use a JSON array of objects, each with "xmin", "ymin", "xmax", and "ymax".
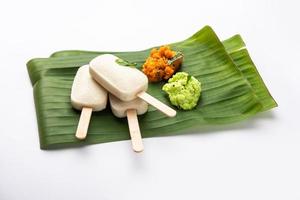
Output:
[{"xmin": 0, "ymin": 0, "xmax": 299, "ymax": 199}]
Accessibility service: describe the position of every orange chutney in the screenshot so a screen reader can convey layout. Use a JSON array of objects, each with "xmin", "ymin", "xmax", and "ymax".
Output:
[{"xmin": 142, "ymin": 46, "xmax": 182, "ymax": 82}]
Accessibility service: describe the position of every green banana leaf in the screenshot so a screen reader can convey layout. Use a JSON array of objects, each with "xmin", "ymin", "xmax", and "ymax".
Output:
[{"xmin": 27, "ymin": 26, "xmax": 277, "ymax": 149}]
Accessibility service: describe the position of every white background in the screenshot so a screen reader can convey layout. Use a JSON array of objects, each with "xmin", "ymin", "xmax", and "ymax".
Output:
[{"xmin": 0, "ymin": 0, "xmax": 299, "ymax": 199}]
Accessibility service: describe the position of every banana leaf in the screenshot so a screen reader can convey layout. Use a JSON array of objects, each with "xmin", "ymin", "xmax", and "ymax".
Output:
[{"xmin": 27, "ymin": 26, "xmax": 277, "ymax": 149}]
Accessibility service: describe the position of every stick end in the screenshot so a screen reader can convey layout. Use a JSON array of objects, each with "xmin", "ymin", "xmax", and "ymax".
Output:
[
  {"xmin": 133, "ymin": 147, "xmax": 144, "ymax": 153},
  {"xmin": 76, "ymin": 134, "xmax": 87, "ymax": 140},
  {"xmin": 167, "ymin": 109, "xmax": 177, "ymax": 117}
]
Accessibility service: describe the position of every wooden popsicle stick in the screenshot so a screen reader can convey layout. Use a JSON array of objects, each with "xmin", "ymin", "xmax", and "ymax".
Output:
[
  {"xmin": 137, "ymin": 92, "xmax": 176, "ymax": 117},
  {"xmin": 75, "ymin": 107, "xmax": 93, "ymax": 140},
  {"xmin": 126, "ymin": 109, "xmax": 144, "ymax": 153}
]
